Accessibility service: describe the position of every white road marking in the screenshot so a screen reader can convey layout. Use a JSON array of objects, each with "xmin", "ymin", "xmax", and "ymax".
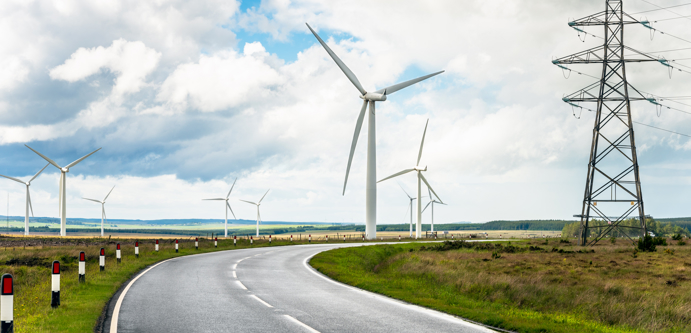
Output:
[
  {"xmin": 250, "ymin": 295, "xmax": 273, "ymax": 308},
  {"xmin": 284, "ymin": 315, "xmax": 320, "ymax": 333},
  {"xmin": 232, "ymin": 271, "xmax": 237, "ymax": 278},
  {"xmin": 237, "ymin": 281, "xmax": 247, "ymax": 290},
  {"xmin": 109, "ymin": 258, "xmax": 176, "ymax": 333},
  {"xmin": 232, "ymin": 264, "xmax": 237, "ymax": 270}
]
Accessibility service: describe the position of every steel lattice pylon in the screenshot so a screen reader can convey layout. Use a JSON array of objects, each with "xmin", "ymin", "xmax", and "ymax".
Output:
[{"xmin": 554, "ymin": 0, "xmax": 659, "ymax": 246}]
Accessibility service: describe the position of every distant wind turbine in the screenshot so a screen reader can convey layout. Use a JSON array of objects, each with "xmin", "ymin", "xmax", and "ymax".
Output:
[
  {"xmin": 0, "ymin": 163, "xmax": 49, "ymax": 235},
  {"xmin": 423, "ymin": 186, "xmax": 446, "ymax": 234},
  {"xmin": 83, "ymin": 186, "xmax": 115, "ymax": 237},
  {"xmin": 397, "ymin": 182, "xmax": 420, "ymax": 238},
  {"xmin": 306, "ymin": 23, "xmax": 444, "ymax": 240},
  {"xmin": 25, "ymin": 144, "xmax": 101, "ymax": 236},
  {"xmin": 378, "ymin": 119, "xmax": 443, "ymax": 238},
  {"xmin": 240, "ymin": 189, "xmax": 270, "ymax": 237},
  {"xmin": 202, "ymin": 178, "xmax": 238, "ymax": 238}
]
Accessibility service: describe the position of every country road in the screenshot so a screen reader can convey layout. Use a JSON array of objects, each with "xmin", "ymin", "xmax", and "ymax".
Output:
[{"xmin": 104, "ymin": 242, "xmax": 497, "ymax": 333}]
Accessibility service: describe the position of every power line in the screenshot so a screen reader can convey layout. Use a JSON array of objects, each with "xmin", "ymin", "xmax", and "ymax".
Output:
[
  {"xmin": 631, "ymin": 1, "xmax": 691, "ymax": 16},
  {"xmin": 653, "ymin": 15, "xmax": 691, "ymax": 22}
]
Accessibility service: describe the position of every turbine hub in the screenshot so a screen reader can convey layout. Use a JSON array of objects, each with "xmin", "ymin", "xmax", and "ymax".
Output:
[
  {"xmin": 360, "ymin": 92, "xmax": 386, "ymax": 101},
  {"xmin": 61, "ymin": 167, "xmax": 69, "ymax": 173}
]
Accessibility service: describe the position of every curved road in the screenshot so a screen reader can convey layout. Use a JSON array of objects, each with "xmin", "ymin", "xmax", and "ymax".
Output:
[{"xmin": 105, "ymin": 243, "xmax": 496, "ymax": 333}]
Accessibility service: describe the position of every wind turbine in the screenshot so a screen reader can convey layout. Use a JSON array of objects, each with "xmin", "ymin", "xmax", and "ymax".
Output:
[
  {"xmin": 378, "ymin": 119, "xmax": 443, "ymax": 238},
  {"xmin": 423, "ymin": 186, "xmax": 446, "ymax": 234},
  {"xmin": 24, "ymin": 145, "xmax": 101, "ymax": 236},
  {"xmin": 202, "ymin": 178, "xmax": 237, "ymax": 238},
  {"xmin": 306, "ymin": 23, "xmax": 444, "ymax": 240},
  {"xmin": 398, "ymin": 182, "xmax": 420, "ymax": 238},
  {"xmin": 83, "ymin": 186, "xmax": 115, "ymax": 237},
  {"xmin": 0, "ymin": 163, "xmax": 49, "ymax": 235},
  {"xmin": 240, "ymin": 189, "xmax": 269, "ymax": 237}
]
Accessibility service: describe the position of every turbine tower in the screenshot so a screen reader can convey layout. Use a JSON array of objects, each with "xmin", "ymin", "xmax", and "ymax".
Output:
[
  {"xmin": 25, "ymin": 145, "xmax": 101, "ymax": 236},
  {"xmin": 423, "ymin": 186, "xmax": 446, "ymax": 234},
  {"xmin": 0, "ymin": 163, "xmax": 49, "ymax": 235},
  {"xmin": 240, "ymin": 189, "xmax": 269, "ymax": 237},
  {"xmin": 307, "ymin": 23, "xmax": 444, "ymax": 240},
  {"xmin": 202, "ymin": 178, "xmax": 238, "ymax": 238},
  {"xmin": 397, "ymin": 182, "xmax": 418, "ymax": 238},
  {"xmin": 83, "ymin": 186, "xmax": 115, "ymax": 237},
  {"xmin": 378, "ymin": 119, "xmax": 443, "ymax": 238}
]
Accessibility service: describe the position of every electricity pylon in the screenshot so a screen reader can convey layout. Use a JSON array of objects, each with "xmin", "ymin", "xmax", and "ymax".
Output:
[{"xmin": 554, "ymin": 0, "xmax": 662, "ymax": 246}]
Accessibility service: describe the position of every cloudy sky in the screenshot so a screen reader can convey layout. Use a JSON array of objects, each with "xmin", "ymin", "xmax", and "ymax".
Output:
[{"xmin": 1, "ymin": 0, "xmax": 690, "ymax": 224}]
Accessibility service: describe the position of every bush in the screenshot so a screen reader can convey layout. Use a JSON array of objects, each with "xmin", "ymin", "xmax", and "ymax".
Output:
[
  {"xmin": 638, "ymin": 235, "xmax": 656, "ymax": 252},
  {"xmin": 678, "ymin": 240, "xmax": 686, "ymax": 246},
  {"xmin": 610, "ymin": 236, "xmax": 616, "ymax": 244},
  {"xmin": 653, "ymin": 237, "xmax": 667, "ymax": 246},
  {"xmin": 672, "ymin": 233, "xmax": 683, "ymax": 241}
]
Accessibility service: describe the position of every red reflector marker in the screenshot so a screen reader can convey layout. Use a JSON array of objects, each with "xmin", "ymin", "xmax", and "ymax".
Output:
[
  {"xmin": 2, "ymin": 275, "xmax": 12, "ymax": 295},
  {"xmin": 53, "ymin": 261, "xmax": 60, "ymax": 274}
]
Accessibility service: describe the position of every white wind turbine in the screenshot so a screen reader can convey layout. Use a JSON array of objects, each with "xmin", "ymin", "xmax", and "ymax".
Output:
[
  {"xmin": 378, "ymin": 119, "xmax": 443, "ymax": 238},
  {"xmin": 306, "ymin": 23, "xmax": 444, "ymax": 240},
  {"xmin": 423, "ymin": 186, "xmax": 446, "ymax": 234},
  {"xmin": 397, "ymin": 182, "xmax": 420, "ymax": 238},
  {"xmin": 202, "ymin": 178, "xmax": 237, "ymax": 238},
  {"xmin": 0, "ymin": 163, "xmax": 49, "ymax": 235},
  {"xmin": 240, "ymin": 189, "xmax": 270, "ymax": 237},
  {"xmin": 25, "ymin": 145, "xmax": 101, "ymax": 236},
  {"xmin": 83, "ymin": 186, "xmax": 115, "ymax": 237}
]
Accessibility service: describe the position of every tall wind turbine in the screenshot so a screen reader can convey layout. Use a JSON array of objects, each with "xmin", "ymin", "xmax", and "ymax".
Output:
[
  {"xmin": 83, "ymin": 186, "xmax": 115, "ymax": 237},
  {"xmin": 398, "ymin": 182, "xmax": 419, "ymax": 238},
  {"xmin": 306, "ymin": 23, "xmax": 444, "ymax": 240},
  {"xmin": 0, "ymin": 163, "xmax": 49, "ymax": 235},
  {"xmin": 202, "ymin": 178, "xmax": 237, "ymax": 238},
  {"xmin": 378, "ymin": 119, "xmax": 443, "ymax": 238},
  {"xmin": 25, "ymin": 145, "xmax": 101, "ymax": 236},
  {"xmin": 240, "ymin": 189, "xmax": 269, "ymax": 237},
  {"xmin": 423, "ymin": 186, "xmax": 446, "ymax": 234}
]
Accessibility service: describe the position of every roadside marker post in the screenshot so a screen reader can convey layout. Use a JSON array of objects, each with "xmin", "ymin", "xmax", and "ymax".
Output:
[
  {"xmin": 343, "ymin": 235, "xmax": 346, "ymax": 242},
  {"xmin": 195, "ymin": 238, "xmax": 198, "ymax": 250},
  {"xmin": 308, "ymin": 235, "xmax": 311, "ymax": 243},
  {"xmin": 51, "ymin": 261, "xmax": 60, "ymax": 308},
  {"xmin": 214, "ymin": 237, "xmax": 217, "ymax": 248},
  {"xmin": 116, "ymin": 243, "xmax": 121, "ymax": 264},
  {"xmin": 99, "ymin": 248, "xmax": 105, "ymax": 271},
  {"xmin": 175, "ymin": 239, "xmax": 179, "ymax": 253},
  {"xmin": 78, "ymin": 252, "xmax": 85, "ymax": 283},
  {"xmin": 250, "ymin": 236, "xmax": 253, "ymax": 245},
  {"xmin": 325, "ymin": 235, "xmax": 328, "ymax": 242},
  {"xmin": 1, "ymin": 274, "xmax": 13, "ymax": 333},
  {"xmin": 155, "ymin": 239, "xmax": 159, "ymax": 252},
  {"xmin": 135, "ymin": 241, "xmax": 139, "ymax": 258},
  {"xmin": 234, "ymin": 236, "xmax": 237, "ymax": 246},
  {"xmin": 362, "ymin": 235, "xmax": 365, "ymax": 241},
  {"xmin": 290, "ymin": 235, "xmax": 293, "ymax": 242},
  {"xmin": 269, "ymin": 235, "xmax": 272, "ymax": 244}
]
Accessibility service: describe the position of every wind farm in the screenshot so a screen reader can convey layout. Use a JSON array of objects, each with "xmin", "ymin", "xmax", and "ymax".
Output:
[{"xmin": 82, "ymin": 186, "xmax": 115, "ymax": 237}]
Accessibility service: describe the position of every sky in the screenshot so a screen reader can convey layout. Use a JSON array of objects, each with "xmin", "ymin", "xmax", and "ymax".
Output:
[{"xmin": 1, "ymin": 0, "xmax": 691, "ymax": 224}]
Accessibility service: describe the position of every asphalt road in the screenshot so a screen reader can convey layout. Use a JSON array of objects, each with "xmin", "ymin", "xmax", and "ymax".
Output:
[{"xmin": 106, "ymin": 243, "xmax": 496, "ymax": 333}]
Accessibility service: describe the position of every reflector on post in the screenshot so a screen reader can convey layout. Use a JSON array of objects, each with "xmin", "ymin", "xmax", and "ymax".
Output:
[
  {"xmin": 175, "ymin": 239, "xmax": 179, "ymax": 253},
  {"xmin": 99, "ymin": 248, "xmax": 105, "ymax": 271},
  {"xmin": 155, "ymin": 239, "xmax": 159, "ymax": 252},
  {"xmin": 79, "ymin": 252, "xmax": 85, "ymax": 283},
  {"xmin": 195, "ymin": 238, "xmax": 198, "ymax": 250},
  {"xmin": 234, "ymin": 235, "xmax": 237, "ymax": 246},
  {"xmin": 51, "ymin": 261, "xmax": 60, "ymax": 308},
  {"xmin": 116, "ymin": 243, "xmax": 121, "ymax": 264},
  {"xmin": 1, "ymin": 274, "xmax": 13, "ymax": 333},
  {"xmin": 214, "ymin": 237, "xmax": 217, "ymax": 248},
  {"xmin": 135, "ymin": 241, "xmax": 139, "ymax": 258},
  {"xmin": 250, "ymin": 236, "xmax": 253, "ymax": 245}
]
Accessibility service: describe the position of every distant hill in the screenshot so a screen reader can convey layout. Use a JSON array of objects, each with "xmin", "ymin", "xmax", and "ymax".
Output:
[{"xmin": 0, "ymin": 216, "xmax": 355, "ymax": 226}]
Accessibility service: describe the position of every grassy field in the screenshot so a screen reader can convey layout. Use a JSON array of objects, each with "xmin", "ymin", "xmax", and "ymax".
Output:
[{"xmin": 310, "ymin": 238, "xmax": 691, "ymax": 333}]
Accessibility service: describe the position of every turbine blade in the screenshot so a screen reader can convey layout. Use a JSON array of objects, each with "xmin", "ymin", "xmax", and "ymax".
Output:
[
  {"xmin": 202, "ymin": 198, "xmax": 226, "ymax": 201},
  {"xmin": 227, "ymin": 178, "xmax": 237, "ymax": 199},
  {"xmin": 82, "ymin": 198, "xmax": 102, "ymax": 203},
  {"xmin": 0, "ymin": 174, "xmax": 25, "ymax": 184},
  {"xmin": 240, "ymin": 199, "xmax": 257, "ymax": 205},
  {"xmin": 427, "ymin": 186, "xmax": 433, "ymax": 202},
  {"xmin": 258, "ymin": 209, "xmax": 262, "ymax": 223},
  {"xmin": 343, "ymin": 100, "xmax": 368, "ymax": 195},
  {"xmin": 397, "ymin": 181, "xmax": 412, "ymax": 199},
  {"xmin": 29, "ymin": 163, "xmax": 50, "ymax": 183},
  {"xmin": 28, "ymin": 189, "xmax": 34, "ymax": 217},
  {"xmin": 374, "ymin": 71, "xmax": 444, "ymax": 96},
  {"xmin": 258, "ymin": 189, "xmax": 270, "ymax": 204},
  {"xmin": 65, "ymin": 148, "xmax": 102, "ymax": 169},
  {"xmin": 422, "ymin": 201, "xmax": 432, "ymax": 213},
  {"xmin": 103, "ymin": 206, "xmax": 107, "ymax": 222},
  {"xmin": 417, "ymin": 119, "xmax": 429, "ymax": 166},
  {"xmin": 226, "ymin": 201, "xmax": 237, "ymax": 219},
  {"xmin": 306, "ymin": 23, "xmax": 367, "ymax": 95},
  {"xmin": 24, "ymin": 145, "xmax": 62, "ymax": 170},
  {"xmin": 103, "ymin": 185, "xmax": 115, "ymax": 202},
  {"xmin": 377, "ymin": 169, "xmax": 415, "ymax": 183},
  {"xmin": 420, "ymin": 174, "xmax": 443, "ymax": 204}
]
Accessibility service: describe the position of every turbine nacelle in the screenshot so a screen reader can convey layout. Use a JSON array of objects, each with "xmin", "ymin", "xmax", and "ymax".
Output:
[
  {"xmin": 61, "ymin": 167, "xmax": 69, "ymax": 173},
  {"xmin": 414, "ymin": 166, "xmax": 427, "ymax": 172},
  {"xmin": 360, "ymin": 92, "xmax": 387, "ymax": 101}
]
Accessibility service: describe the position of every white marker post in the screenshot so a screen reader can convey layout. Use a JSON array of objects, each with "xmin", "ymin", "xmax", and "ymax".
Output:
[
  {"xmin": 78, "ymin": 252, "xmax": 85, "ymax": 283},
  {"xmin": 116, "ymin": 243, "xmax": 121, "ymax": 264},
  {"xmin": 399, "ymin": 235, "xmax": 401, "ymax": 241},
  {"xmin": 234, "ymin": 235, "xmax": 237, "ymax": 246},
  {"xmin": 175, "ymin": 239, "xmax": 179, "ymax": 253},
  {"xmin": 135, "ymin": 241, "xmax": 139, "ymax": 258},
  {"xmin": 155, "ymin": 239, "xmax": 159, "ymax": 252},
  {"xmin": 250, "ymin": 236, "xmax": 253, "ymax": 245},
  {"xmin": 214, "ymin": 237, "xmax": 218, "ymax": 248},
  {"xmin": 308, "ymin": 235, "xmax": 311, "ymax": 243},
  {"xmin": 269, "ymin": 235, "xmax": 272, "ymax": 244},
  {"xmin": 1, "ymin": 274, "xmax": 13, "ymax": 333},
  {"xmin": 195, "ymin": 238, "xmax": 198, "ymax": 250},
  {"xmin": 290, "ymin": 235, "xmax": 293, "ymax": 242},
  {"xmin": 362, "ymin": 235, "xmax": 365, "ymax": 242},
  {"xmin": 325, "ymin": 235, "xmax": 328, "ymax": 242},
  {"xmin": 99, "ymin": 248, "xmax": 105, "ymax": 271},
  {"xmin": 343, "ymin": 235, "xmax": 346, "ymax": 242},
  {"xmin": 51, "ymin": 261, "xmax": 60, "ymax": 308}
]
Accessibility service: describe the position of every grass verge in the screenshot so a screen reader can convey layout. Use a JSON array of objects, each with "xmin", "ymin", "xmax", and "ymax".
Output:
[{"xmin": 310, "ymin": 239, "xmax": 691, "ymax": 333}]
